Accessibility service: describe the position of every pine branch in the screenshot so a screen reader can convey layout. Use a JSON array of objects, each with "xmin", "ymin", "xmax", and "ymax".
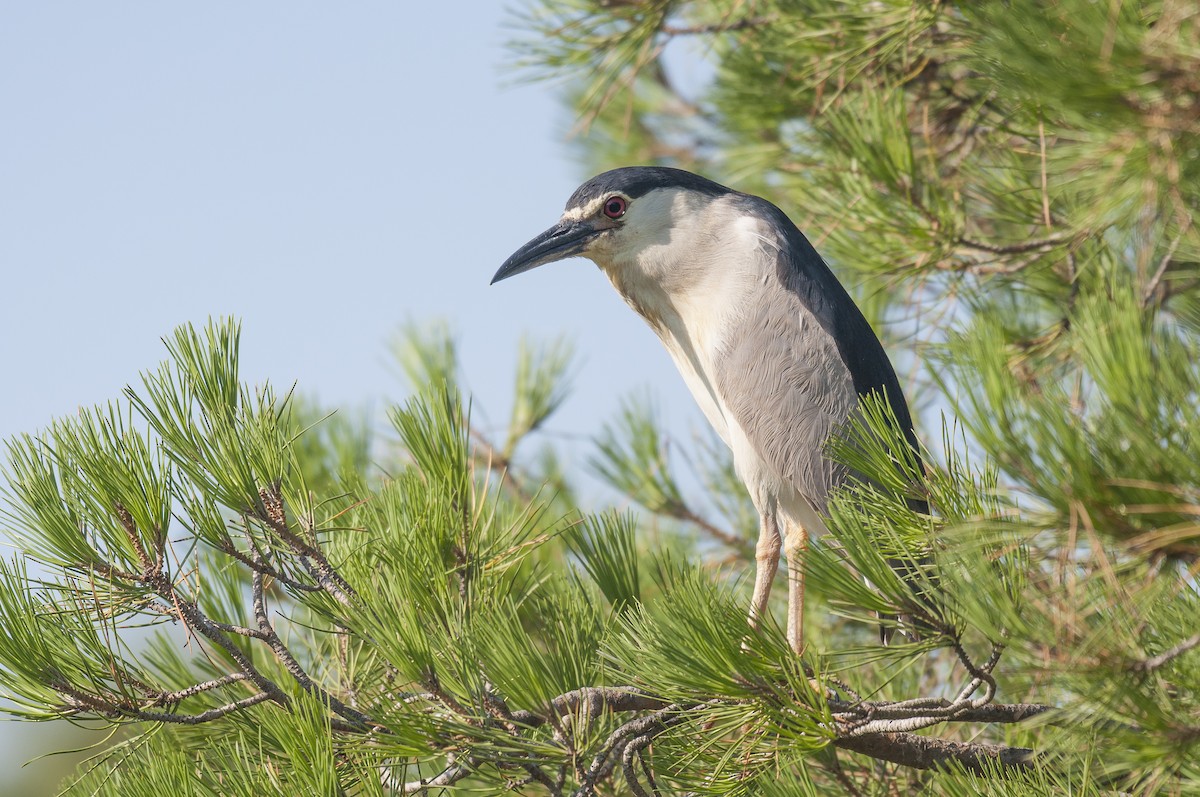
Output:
[
  {"xmin": 388, "ymin": 762, "xmax": 470, "ymax": 794},
  {"xmin": 671, "ymin": 505, "xmax": 750, "ymax": 554},
  {"xmin": 256, "ymin": 485, "xmax": 355, "ymax": 604},
  {"xmin": 1136, "ymin": 631, "xmax": 1200, "ymax": 673},
  {"xmin": 518, "ymin": 685, "xmax": 1048, "ymax": 783},
  {"xmin": 214, "ymin": 538, "xmax": 322, "ymax": 593},
  {"xmin": 249, "ymin": 562, "xmax": 375, "ymax": 730},
  {"xmin": 51, "ymin": 676, "xmax": 272, "ymax": 725},
  {"xmin": 115, "ymin": 693, "xmax": 275, "ymax": 725},
  {"xmin": 150, "ymin": 673, "xmax": 251, "ymax": 705},
  {"xmin": 1142, "ymin": 215, "xmax": 1191, "ymax": 307},
  {"xmin": 661, "ymin": 16, "xmax": 777, "ymax": 36},
  {"xmin": 471, "ymin": 429, "xmax": 535, "ymax": 500},
  {"xmin": 832, "ymin": 732, "xmax": 1034, "ymax": 775},
  {"xmin": 156, "ymin": 588, "xmax": 292, "ymax": 710},
  {"xmin": 42, "ymin": 500, "xmax": 379, "ymax": 735}
]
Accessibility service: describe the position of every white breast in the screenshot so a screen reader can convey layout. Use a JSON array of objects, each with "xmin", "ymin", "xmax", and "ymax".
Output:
[
  {"xmin": 597, "ymin": 193, "xmax": 833, "ymax": 536},
  {"xmin": 602, "ymin": 195, "xmax": 767, "ymax": 442}
]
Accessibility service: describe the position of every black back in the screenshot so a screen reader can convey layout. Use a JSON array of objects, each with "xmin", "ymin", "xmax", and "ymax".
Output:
[{"xmin": 740, "ymin": 195, "xmax": 922, "ymax": 462}]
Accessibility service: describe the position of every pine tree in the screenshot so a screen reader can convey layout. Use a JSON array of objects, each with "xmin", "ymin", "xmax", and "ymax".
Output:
[{"xmin": 2, "ymin": 2, "xmax": 1199, "ymax": 794}]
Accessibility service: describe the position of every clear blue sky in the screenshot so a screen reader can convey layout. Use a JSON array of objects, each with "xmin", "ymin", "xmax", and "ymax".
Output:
[{"xmin": 0, "ymin": 3, "xmax": 711, "ymax": 790}]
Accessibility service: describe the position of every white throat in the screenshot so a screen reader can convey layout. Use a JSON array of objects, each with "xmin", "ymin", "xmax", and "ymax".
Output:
[{"xmin": 588, "ymin": 189, "xmax": 781, "ymax": 444}]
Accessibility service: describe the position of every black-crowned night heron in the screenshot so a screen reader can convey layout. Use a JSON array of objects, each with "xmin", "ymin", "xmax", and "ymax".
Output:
[{"xmin": 492, "ymin": 167, "xmax": 922, "ymax": 654}]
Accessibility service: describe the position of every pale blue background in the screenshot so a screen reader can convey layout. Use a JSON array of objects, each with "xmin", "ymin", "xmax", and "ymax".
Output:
[{"xmin": 1, "ymin": 3, "xmax": 711, "ymax": 791}]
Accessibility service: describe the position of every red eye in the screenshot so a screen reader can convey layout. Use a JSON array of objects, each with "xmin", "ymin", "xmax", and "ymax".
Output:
[{"xmin": 602, "ymin": 196, "xmax": 628, "ymax": 219}]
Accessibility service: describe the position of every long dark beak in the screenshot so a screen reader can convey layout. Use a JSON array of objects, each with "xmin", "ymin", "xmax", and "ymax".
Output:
[{"xmin": 491, "ymin": 219, "xmax": 598, "ymax": 284}]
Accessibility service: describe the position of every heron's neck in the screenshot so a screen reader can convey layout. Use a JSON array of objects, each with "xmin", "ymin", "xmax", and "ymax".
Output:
[{"xmin": 600, "ymin": 202, "xmax": 768, "ymax": 344}]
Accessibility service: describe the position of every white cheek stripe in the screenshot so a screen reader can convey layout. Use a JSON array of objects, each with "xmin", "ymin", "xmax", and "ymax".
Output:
[{"xmin": 562, "ymin": 197, "xmax": 606, "ymax": 221}]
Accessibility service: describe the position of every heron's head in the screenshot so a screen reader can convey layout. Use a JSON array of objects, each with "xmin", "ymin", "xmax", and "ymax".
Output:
[{"xmin": 491, "ymin": 167, "xmax": 734, "ymax": 284}]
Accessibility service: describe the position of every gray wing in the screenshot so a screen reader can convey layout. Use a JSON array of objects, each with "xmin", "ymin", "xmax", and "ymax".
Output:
[{"xmin": 713, "ymin": 284, "xmax": 858, "ymax": 513}]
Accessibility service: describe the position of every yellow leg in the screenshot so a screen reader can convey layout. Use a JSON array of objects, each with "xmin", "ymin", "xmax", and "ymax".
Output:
[
  {"xmin": 786, "ymin": 525, "xmax": 809, "ymax": 655},
  {"xmin": 748, "ymin": 510, "xmax": 782, "ymax": 629}
]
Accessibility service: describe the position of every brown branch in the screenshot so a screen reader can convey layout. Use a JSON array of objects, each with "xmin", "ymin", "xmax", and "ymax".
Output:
[
  {"xmin": 138, "ymin": 600, "xmax": 263, "ymax": 640},
  {"xmin": 471, "ymin": 428, "xmax": 536, "ymax": 502},
  {"xmin": 622, "ymin": 733, "xmax": 657, "ymax": 797},
  {"xmin": 830, "ymin": 698, "xmax": 1051, "ymax": 726},
  {"xmin": 53, "ymin": 679, "xmax": 271, "ymax": 725},
  {"xmin": 104, "ymin": 508, "xmax": 295, "ymax": 714},
  {"xmin": 150, "ymin": 673, "xmax": 250, "ymax": 705},
  {"xmin": 588, "ymin": 703, "xmax": 697, "ymax": 796},
  {"xmin": 481, "ymin": 685, "xmax": 566, "ymax": 795},
  {"xmin": 552, "ymin": 686, "xmax": 670, "ymax": 719},
  {"xmin": 831, "ymin": 644, "xmax": 1017, "ymax": 737},
  {"xmin": 1137, "ymin": 631, "xmax": 1200, "ymax": 673},
  {"xmin": 530, "ymin": 686, "xmax": 1044, "ymax": 781},
  {"xmin": 506, "ymin": 686, "xmax": 670, "ymax": 729},
  {"xmin": 951, "ymin": 639, "xmax": 1001, "ymax": 706},
  {"xmin": 125, "ymin": 692, "xmax": 274, "ymax": 724},
  {"xmin": 833, "ymin": 732, "xmax": 1034, "ymax": 775},
  {"xmin": 827, "ymin": 752, "xmax": 866, "ymax": 797},
  {"xmin": 1038, "ymin": 120, "xmax": 1052, "ymax": 229},
  {"xmin": 216, "ymin": 539, "xmax": 322, "ymax": 593},
  {"xmin": 161, "ymin": 588, "xmax": 293, "ymax": 710},
  {"xmin": 113, "ymin": 502, "xmax": 153, "ymax": 573},
  {"xmin": 80, "ymin": 557, "xmax": 140, "ymax": 583},
  {"xmin": 297, "ymin": 555, "xmax": 352, "ymax": 603},
  {"xmin": 250, "ymin": 566, "xmax": 376, "ymax": 729},
  {"xmin": 937, "ymin": 702, "xmax": 1052, "ymax": 724},
  {"xmin": 661, "ymin": 16, "xmax": 777, "ymax": 36},
  {"xmin": 52, "ymin": 489, "xmax": 379, "ymax": 742},
  {"xmin": 673, "ymin": 505, "xmax": 751, "ymax": 554},
  {"xmin": 256, "ymin": 485, "xmax": 355, "ymax": 604},
  {"xmin": 389, "ymin": 761, "xmax": 470, "ymax": 794},
  {"xmin": 1142, "ymin": 216, "xmax": 1191, "ymax": 307},
  {"xmin": 956, "ymin": 233, "xmax": 1071, "ymax": 256},
  {"xmin": 206, "ymin": 617, "xmax": 267, "ymax": 639}
]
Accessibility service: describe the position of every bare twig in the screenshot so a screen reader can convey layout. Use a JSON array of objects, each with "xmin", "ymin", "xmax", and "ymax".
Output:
[
  {"xmin": 661, "ymin": 16, "xmax": 777, "ymax": 36},
  {"xmin": 673, "ymin": 506, "xmax": 751, "ymax": 554},
  {"xmin": 205, "ymin": 617, "xmax": 267, "ymax": 639},
  {"xmin": 164, "ymin": 593, "xmax": 293, "ymax": 709},
  {"xmin": 526, "ymin": 685, "xmax": 1045, "ymax": 784},
  {"xmin": 150, "ymin": 673, "xmax": 250, "ymax": 705},
  {"xmin": 826, "ymin": 752, "xmax": 866, "ymax": 797},
  {"xmin": 574, "ymin": 704, "xmax": 694, "ymax": 797},
  {"xmin": 472, "ymin": 428, "xmax": 538, "ymax": 501},
  {"xmin": 257, "ymin": 485, "xmax": 355, "ymax": 604},
  {"xmin": 250, "ymin": 566, "xmax": 375, "ymax": 729},
  {"xmin": 552, "ymin": 686, "xmax": 670, "ymax": 719},
  {"xmin": 1136, "ymin": 632, "xmax": 1200, "ymax": 673},
  {"xmin": 389, "ymin": 762, "xmax": 470, "ymax": 794},
  {"xmin": 121, "ymin": 692, "xmax": 275, "ymax": 725},
  {"xmin": 957, "ymin": 233, "xmax": 1071, "ymax": 255},
  {"xmin": 829, "ymin": 698, "xmax": 1049, "ymax": 727},
  {"xmin": 1142, "ymin": 216, "xmax": 1191, "ymax": 307},
  {"xmin": 833, "ymin": 732, "xmax": 1035, "ymax": 774},
  {"xmin": 53, "ymin": 679, "xmax": 272, "ymax": 725},
  {"xmin": 481, "ymin": 685, "xmax": 566, "ymax": 795},
  {"xmin": 622, "ymin": 733, "xmax": 657, "ymax": 797},
  {"xmin": 216, "ymin": 540, "xmax": 322, "ymax": 593},
  {"xmin": 1038, "ymin": 119, "xmax": 1052, "ymax": 229}
]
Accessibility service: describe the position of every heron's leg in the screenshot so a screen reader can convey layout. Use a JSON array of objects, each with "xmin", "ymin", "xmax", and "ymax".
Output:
[
  {"xmin": 747, "ymin": 509, "xmax": 782, "ymax": 629},
  {"xmin": 785, "ymin": 525, "xmax": 810, "ymax": 655}
]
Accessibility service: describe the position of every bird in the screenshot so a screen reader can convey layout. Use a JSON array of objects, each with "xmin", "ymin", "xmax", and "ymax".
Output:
[{"xmin": 491, "ymin": 166, "xmax": 924, "ymax": 654}]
